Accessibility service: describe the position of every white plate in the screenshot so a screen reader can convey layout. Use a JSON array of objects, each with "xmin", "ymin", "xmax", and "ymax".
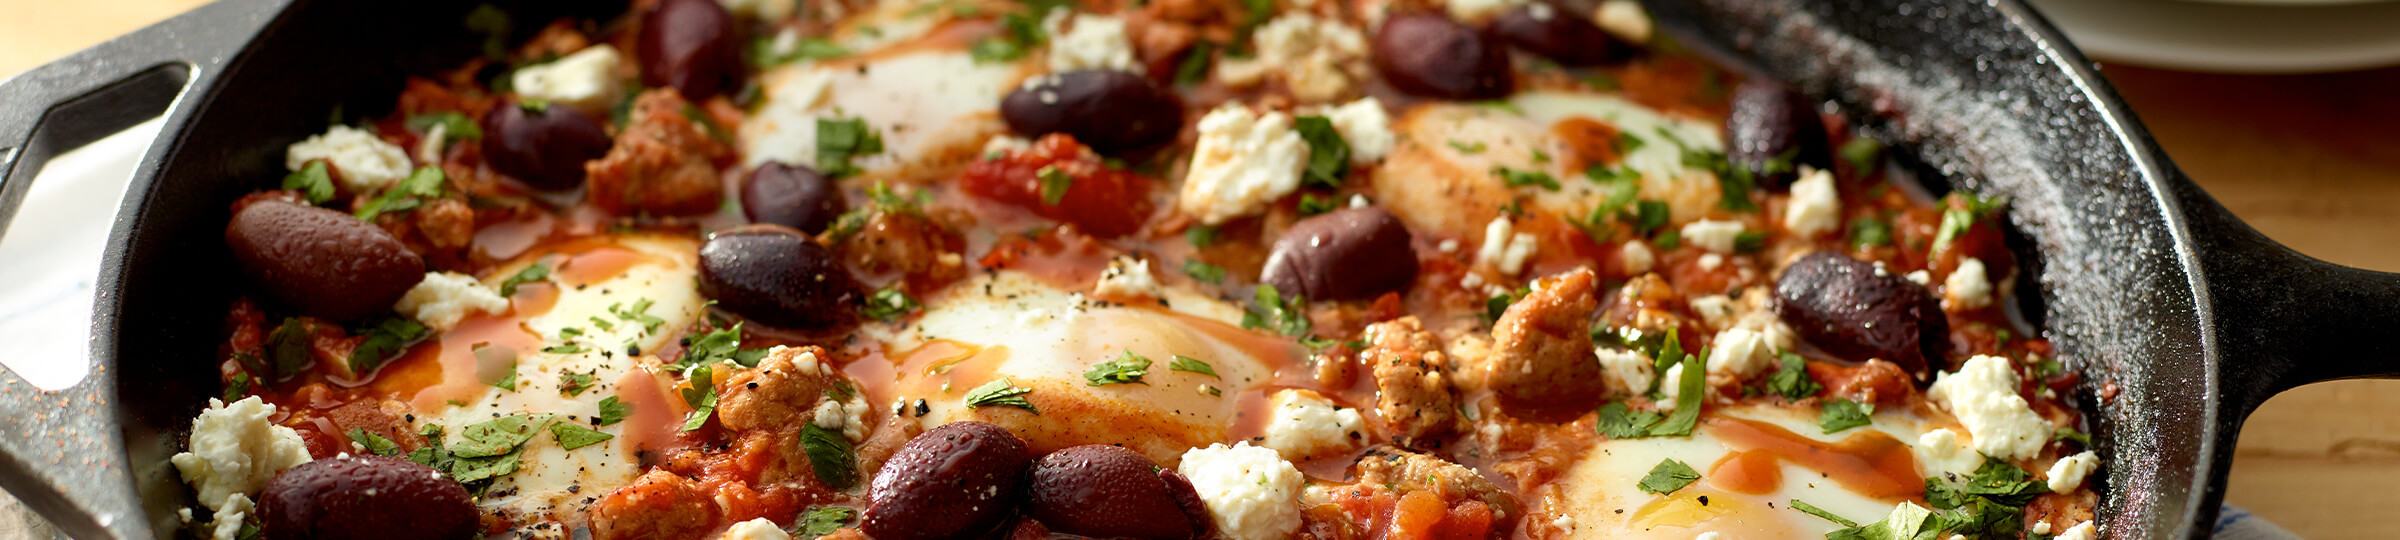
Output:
[{"xmin": 2028, "ymin": 0, "xmax": 2400, "ymax": 73}]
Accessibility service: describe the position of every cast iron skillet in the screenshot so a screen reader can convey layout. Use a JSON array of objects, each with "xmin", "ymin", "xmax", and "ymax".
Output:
[{"xmin": 1, "ymin": 0, "xmax": 2395, "ymax": 537}]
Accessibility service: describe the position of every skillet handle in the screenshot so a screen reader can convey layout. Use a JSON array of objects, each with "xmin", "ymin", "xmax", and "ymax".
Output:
[
  {"xmin": 0, "ymin": 0, "xmax": 288, "ymax": 538},
  {"xmin": 2171, "ymin": 169, "xmax": 2400, "ymax": 416}
]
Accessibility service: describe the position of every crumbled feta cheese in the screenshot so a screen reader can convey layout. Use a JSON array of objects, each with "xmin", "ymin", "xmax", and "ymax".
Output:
[
  {"xmin": 1259, "ymin": 389, "xmax": 1367, "ymax": 459},
  {"xmin": 395, "ymin": 272, "xmax": 510, "ymax": 331},
  {"xmin": 1179, "ymin": 442, "xmax": 1305, "ymax": 540},
  {"xmin": 2046, "ymin": 451, "xmax": 2101, "ymax": 493},
  {"xmin": 1446, "ymin": 0, "xmax": 1528, "ymax": 22},
  {"xmin": 1680, "ymin": 219, "xmax": 1746, "ymax": 253},
  {"xmin": 1094, "ymin": 255, "xmax": 1165, "ymax": 300},
  {"xmin": 512, "ymin": 44, "xmax": 626, "ymax": 114},
  {"xmin": 1047, "ymin": 14, "xmax": 1140, "ymax": 74},
  {"xmin": 1594, "ymin": 0, "xmax": 1653, "ymax": 43},
  {"xmin": 1476, "ymin": 217, "xmax": 1540, "ymax": 275},
  {"xmin": 721, "ymin": 517, "xmax": 794, "ymax": 540},
  {"xmin": 718, "ymin": 0, "xmax": 794, "ymax": 20},
  {"xmin": 1439, "ymin": 239, "xmax": 1461, "ymax": 253},
  {"xmin": 1694, "ymin": 533, "xmax": 1721, "ymax": 540},
  {"xmin": 1593, "ymin": 347, "xmax": 1654, "ymax": 396},
  {"xmin": 285, "ymin": 125, "xmax": 412, "ymax": 193},
  {"xmin": 1350, "ymin": 194, "xmax": 1371, "ymax": 208},
  {"xmin": 206, "ymin": 493, "xmax": 254, "ymax": 540},
  {"xmin": 170, "ymin": 397, "xmax": 313, "ymax": 513},
  {"xmin": 2032, "ymin": 521, "xmax": 2053, "ymax": 535},
  {"xmin": 1697, "ymin": 253, "xmax": 1724, "ymax": 270},
  {"xmin": 1218, "ymin": 14, "xmax": 1367, "ymax": 102},
  {"xmin": 812, "ymin": 387, "xmax": 872, "ymax": 442},
  {"xmin": 1927, "ymin": 355, "xmax": 2054, "ymax": 461},
  {"xmin": 1945, "ymin": 258, "xmax": 1994, "ymax": 310},
  {"xmin": 1619, "ymin": 241, "xmax": 1656, "ymax": 274},
  {"xmin": 1904, "ymin": 269, "xmax": 1932, "ymax": 285},
  {"xmin": 983, "ymin": 135, "xmax": 1033, "ymax": 157},
  {"xmin": 1783, "ymin": 166, "xmax": 1840, "ymax": 237},
  {"xmin": 2056, "ymin": 521, "xmax": 2096, "ymax": 540},
  {"xmin": 1689, "ymin": 294, "xmax": 1737, "ymax": 330},
  {"xmin": 1655, "ymin": 363, "xmax": 1687, "ymax": 410},
  {"xmin": 1704, "ymin": 327, "xmax": 1775, "ymax": 377},
  {"xmin": 1913, "ymin": 428, "xmax": 1979, "ymax": 476},
  {"xmin": 415, "ymin": 122, "xmax": 448, "ymax": 165},
  {"xmin": 1320, "ymin": 97, "xmax": 1395, "ymax": 163},
  {"xmin": 1179, "ymin": 104, "xmax": 1308, "ymax": 225}
]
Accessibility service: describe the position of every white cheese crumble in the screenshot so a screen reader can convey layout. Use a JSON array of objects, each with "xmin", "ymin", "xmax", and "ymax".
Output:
[
  {"xmin": 1320, "ymin": 97, "xmax": 1395, "ymax": 163},
  {"xmin": 1694, "ymin": 532, "xmax": 1722, "ymax": 540},
  {"xmin": 1594, "ymin": 0, "xmax": 1654, "ymax": 43},
  {"xmin": 414, "ymin": 122, "xmax": 448, "ymax": 165},
  {"xmin": 1945, "ymin": 258, "xmax": 1994, "ymax": 310},
  {"xmin": 1179, "ymin": 104, "xmax": 1308, "ymax": 225},
  {"xmin": 1047, "ymin": 13, "xmax": 1140, "ymax": 74},
  {"xmin": 1783, "ymin": 166, "xmax": 1841, "ymax": 237},
  {"xmin": 285, "ymin": 125, "xmax": 412, "ymax": 193},
  {"xmin": 809, "ymin": 390, "xmax": 871, "ymax": 442},
  {"xmin": 1179, "ymin": 442, "xmax": 1305, "ymax": 540},
  {"xmin": 1217, "ymin": 14, "xmax": 1367, "ymax": 102},
  {"xmin": 720, "ymin": 517, "xmax": 794, "ymax": 540},
  {"xmin": 1476, "ymin": 217, "xmax": 1540, "ymax": 276},
  {"xmin": 2057, "ymin": 521, "xmax": 2096, "ymax": 540},
  {"xmin": 1655, "ymin": 363, "xmax": 1687, "ymax": 410},
  {"xmin": 1904, "ymin": 269, "xmax": 1932, "ymax": 285},
  {"xmin": 206, "ymin": 493, "xmax": 254, "ymax": 540},
  {"xmin": 1259, "ymin": 389, "xmax": 1367, "ymax": 459},
  {"xmin": 1689, "ymin": 294, "xmax": 1737, "ymax": 330},
  {"xmin": 1094, "ymin": 255, "xmax": 1166, "ymax": 300},
  {"xmin": 1619, "ymin": 241, "xmax": 1656, "ymax": 274},
  {"xmin": 1927, "ymin": 355, "xmax": 2054, "ymax": 461},
  {"xmin": 395, "ymin": 271, "xmax": 510, "ymax": 331},
  {"xmin": 511, "ymin": 44, "xmax": 625, "ymax": 114},
  {"xmin": 170, "ymin": 397, "xmax": 313, "ymax": 513},
  {"xmin": 1913, "ymin": 428, "xmax": 1979, "ymax": 476},
  {"xmin": 2033, "ymin": 521, "xmax": 2053, "ymax": 535},
  {"xmin": 983, "ymin": 135, "xmax": 1033, "ymax": 157},
  {"xmin": 1704, "ymin": 327, "xmax": 1775, "ymax": 377},
  {"xmin": 1446, "ymin": 0, "xmax": 1529, "ymax": 23},
  {"xmin": 1680, "ymin": 219, "xmax": 1746, "ymax": 253},
  {"xmin": 2046, "ymin": 450, "xmax": 2101, "ymax": 493}
]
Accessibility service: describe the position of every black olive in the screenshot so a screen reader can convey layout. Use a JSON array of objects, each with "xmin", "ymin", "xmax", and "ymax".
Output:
[
  {"xmin": 1260, "ymin": 207, "xmax": 1419, "ymax": 301},
  {"xmin": 226, "ymin": 198, "xmax": 424, "ymax": 322},
  {"xmin": 698, "ymin": 227, "xmax": 863, "ymax": 330},
  {"xmin": 1025, "ymin": 445, "xmax": 1212, "ymax": 540},
  {"xmin": 863, "ymin": 422, "xmax": 1033, "ymax": 540},
  {"xmin": 1001, "ymin": 70, "xmax": 1184, "ymax": 154},
  {"xmin": 740, "ymin": 163, "xmax": 848, "ymax": 234},
  {"xmin": 1491, "ymin": 3, "xmax": 1629, "ymax": 66},
  {"xmin": 258, "ymin": 455, "xmax": 477, "ymax": 540},
  {"xmin": 1774, "ymin": 251, "xmax": 1949, "ymax": 378},
  {"xmin": 1373, "ymin": 13, "xmax": 1513, "ymax": 100},
  {"xmin": 481, "ymin": 102, "xmax": 614, "ymax": 191},
  {"xmin": 637, "ymin": 0, "xmax": 743, "ymax": 100},
  {"xmin": 1724, "ymin": 80, "xmax": 1833, "ymax": 188}
]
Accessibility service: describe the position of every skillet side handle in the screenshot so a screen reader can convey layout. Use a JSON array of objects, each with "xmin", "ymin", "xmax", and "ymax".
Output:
[
  {"xmin": 0, "ymin": 0, "xmax": 287, "ymax": 538},
  {"xmin": 2173, "ymin": 172, "xmax": 2400, "ymax": 416}
]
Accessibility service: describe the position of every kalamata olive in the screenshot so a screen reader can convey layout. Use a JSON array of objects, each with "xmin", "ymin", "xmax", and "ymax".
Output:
[
  {"xmin": 1001, "ymin": 70, "xmax": 1184, "ymax": 155},
  {"xmin": 638, "ymin": 0, "xmax": 743, "ymax": 100},
  {"xmin": 740, "ymin": 163, "xmax": 847, "ymax": 233},
  {"xmin": 258, "ymin": 455, "xmax": 476, "ymax": 540},
  {"xmin": 1724, "ymin": 80, "xmax": 1832, "ymax": 188},
  {"xmin": 481, "ymin": 102, "xmax": 614, "ymax": 191},
  {"xmin": 1373, "ymin": 13, "xmax": 1513, "ymax": 100},
  {"xmin": 698, "ymin": 227, "xmax": 863, "ymax": 330},
  {"xmin": 1260, "ymin": 207, "xmax": 1419, "ymax": 302},
  {"xmin": 226, "ymin": 198, "xmax": 424, "ymax": 322},
  {"xmin": 1774, "ymin": 251, "xmax": 1949, "ymax": 379},
  {"xmin": 1491, "ymin": 3, "xmax": 1627, "ymax": 66},
  {"xmin": 1026, "ymin": 445, "xmax": 1212, "ymax": 540},
  {"xmin": 864, "ymin": 421, "xmax": 1033, "ymax": 540}
]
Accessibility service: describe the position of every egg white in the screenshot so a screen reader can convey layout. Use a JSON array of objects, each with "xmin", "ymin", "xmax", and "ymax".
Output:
[
  {"xmin": 1376, "ymin": 92, "xmax": 1726, "ymax": 240},
  {"xmin": 742, "ymin": 33, "xmax": 1031, "ymax": 176}
]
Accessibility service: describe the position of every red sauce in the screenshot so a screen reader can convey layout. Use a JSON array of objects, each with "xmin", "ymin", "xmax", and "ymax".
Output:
[
  {"xmin": 1705, "ymin": 416, "xmax": 1925, "ymax": 501},
  {"xmin": 960, "ymin": 134, "xmax": 1158, "ymax": 237}
]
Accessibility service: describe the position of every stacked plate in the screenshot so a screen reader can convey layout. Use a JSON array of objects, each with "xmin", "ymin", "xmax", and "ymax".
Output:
[{"xmin": 2026, "ymin": 0, "xmax": 2400, "ymax": 73}]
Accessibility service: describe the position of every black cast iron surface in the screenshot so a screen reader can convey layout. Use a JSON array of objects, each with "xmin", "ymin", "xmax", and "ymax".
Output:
[{"xmin": 0, "ymin": 0, "xmax": 2395, "ymax": 538}]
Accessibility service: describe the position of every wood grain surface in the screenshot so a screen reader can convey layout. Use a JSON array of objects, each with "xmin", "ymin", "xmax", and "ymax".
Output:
[{"xmin": 0, "ymin": 1, "xmax": 2393, "ymax": 538}]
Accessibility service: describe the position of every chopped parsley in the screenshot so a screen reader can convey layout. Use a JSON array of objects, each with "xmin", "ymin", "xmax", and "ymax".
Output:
[
  {"xmin": 1184, "ymin": 225, "xmax": 1219, "ymax": 248},
  {"xmin": 1826, "ymin": 501, "xmax": 1942, "ymax": 540},
  {"xmin": 679, "ymin": 364, "xmax": 719, "ymax": 431},
  {"xmin": 1169, "ymin": 355, "xmax": 1218, "ymax": 378},
  {"xmin": 815, "ymin": 117, "xmax": 885, "ymax": 177},
  {"xmin": 1241, "ymin": 284, "xmax": 1310, "ymax": 337},
  {"xmin": 1085, "ymin": 350, "xmax": 1154, "ymax": 386},
  {"xmin": 1595, "ymin": 402, "xmax": 1662, "ymax": 439},
  {"xmin": 1648, "ymin": 338, "xmax": 1704, "ymax": 437},
  {"xmin": 1653, "ymin": 229, "xmax": 1683, "ymax": 250},
  {"xmin": 795, "ymin": 507, "xmax": 860, "ymax": 538},
  {"xmin": 490, "ymin": 368, "xmax": 518, "ymax": 391},
  {"xmin": 548, "ymin": 422, "xmax": 613, "ymax": 450},
  {"xmin": 963, "ymin": 378, "xmax": 1038, "ymax": 413},
  {"xmin": 1036, "ymin": 165, "xmax": 1074, "ymax": 205},
  {"xmin": 281, "ymin": 161, "xmax": 335, "ymax": 204},
  {"xmin": 348, "ymin": 316, "xmax": 428, "ymax": 375},
  {"xmin": 1733, "ymin": 231, "xmax": 1769, "ymax": 254},
  {"xmin": 1766, "ymin": 352, "xmax": 1823, "ymax": 401},
  {"xmin": 558, "ymin": 369, "xmax": 597, "ymax": 397},
  {"xmin": 676, "ymin": 323, "xmax": 770, "ymax": 372},
  {"xmin": 405, "ymin": 111, "xmax": 484, "ymax": 140},
  {"xmin": 751, "ymin": 35, "xmax": 849, "ymax": 68},
  {"xmin": 1483, "ymin": 286, "xmax": 1531, "ymax": 324},
  {"xmin": 1293, "ymin": 116, "xmax": 1350, "ymax": 187},
  {"xmin": 1173, "ymin": 41, "xmax": 1216, "ymax": 88},
  {"xmin": 355, "ymin": 166, "xmax": 447, "ymax": 222},
  {"xmin": 801, "ymin": 422, "xmax": 860, "ymax": 489},
  {"xmin": 498, "ymin": 262, "xmax": 551, "ymax": 297},
  {"xmin": 346, "ymin": 428, "xmax": 402, "ymax": 456},
  {"xmin": 1637, "ymin": 459, "xmax": 1701, "ymax": 494},
  {"xmin": 1447, "ymin": 140, "xmax": 1487, "ymax": 154},
  {"xmin": 863, "ymin": 286, "xmax": 922, "ymax": 322},
  {"xmin": 450, "ymin": 414, "xmax": 541, "ymax": 458},
  {"xmin": 595, "ymin": 396, "xmax": 630, "ymax": 426},
  {"xmin": 2055, "ymin": 427, "xmax": 2092, "ymax": 446},
  {"xmin": 1849, "ymin": 216, "xmax": 1893, "ymax": 248},
  {"xmin": 1790, "ymin": 499, "xmax": 1859, "ymax": 528},
  {"xmin": 1183, "ymin": 259, "xmax": 1226, "ymax": 284},
  {"xmin": 1297, "ymin": 192, "xmax": 1339, "ymax": 216},
  {"xmin": 612, "ymin": 299, "xmax": 667, "ymax": 334},
  {"xmin": 222, "ymin": 371, "xmax": 251, "ymax": 403},
  {"xmin": 1840, "ymin": 137, "xmax": 1885, "ymax": 171},
  {"xmin": 1818, "ymin": 397, "xmax": 1874, "ymax": 434},
  {"xmin": 1492, "ymin": 167, "xmax": 1561, "ymax": 191},
  {"xmin": 970, "ymin": 9, "xmax": 1049, "ymax": 63},
  {"xmin": 1932, "ymin": 207, "xmax": 1975, "ymax": 255}
]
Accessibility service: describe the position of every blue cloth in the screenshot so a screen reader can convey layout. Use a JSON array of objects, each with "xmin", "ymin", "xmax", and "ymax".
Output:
[{"xmin": 2217, "ymin": 505, "xmax": 2302, "ymax": 540}]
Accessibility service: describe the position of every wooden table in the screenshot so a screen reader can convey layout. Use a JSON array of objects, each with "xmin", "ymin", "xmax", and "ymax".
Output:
[{"xmin": 2, "ymin": 1, "xmax": 2394, "ymax": 538}]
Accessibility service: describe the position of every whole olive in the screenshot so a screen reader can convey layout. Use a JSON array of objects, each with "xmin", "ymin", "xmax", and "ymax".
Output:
[
  {"xmin": 1373, "ymin": 13, "xmax": 1513, "ymax": 100},
  {"xmin": 481, "ymin": 102, "xmax": 614, "ymax": 191},
  {"xmin": 226, "ymin": 198, "xmax": 424, "ymax": 322},
  {"xmin": 257, "ymin": 455, "xmax": 476, "ymax": 540},
  {"xmin": 1026, "ymin": 445, "xmax": 1212, "ymax": 540},
  {"xmin": 1774, "ymin": 251, "xmax": 1949, "ymax": 379},
  {"xmin": 741, "ymin": 163, "xmax": 847, "ymax": 234},
  {"xmin": 1724, "ymin": 80, "xmax": 1833, "ymax": 188},
  {"xmin": 1260, "ymin": 207, "xmax": 1419, "ymax": 302},
  {"xmin": 698, "ymin": 227, "xmax": 863, "ymax": 330},
  {"xmin": 1001, "ymin": 70, "xmax": 1184, "ymax": 154},
  {"xmin": 637, "ymin": 0, "xmax": 743, "ymax": 100},
  {"xmin": 863, "ymin": 421, "xmax": 1033, "ymax": 540},
  {"xmin": 1491, "ymin": 3, "xmax": 1627, "ymax": 66}
]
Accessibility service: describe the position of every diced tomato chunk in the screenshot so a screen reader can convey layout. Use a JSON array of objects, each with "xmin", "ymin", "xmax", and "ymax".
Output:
[{"xmin": 959, "ymin": 133, "xmax": 1155, "ymax": 237}]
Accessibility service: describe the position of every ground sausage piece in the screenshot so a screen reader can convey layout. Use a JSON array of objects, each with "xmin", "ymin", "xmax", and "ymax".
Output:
[
  {"xmin": 589, "ymin": 470, "xmax": 720, "ymax": 540},
  {"xmin": 1360, "ymin": 317, "xmax": 1459, "ymax": 448},
  {"xmin": 716, "ymin": 346, "xmax": 835, "ymax": 432},
  {"xmin": 1350, "ymin": 447, "xmax": 1522, "ymax": 521},
  {"xmin": 585, "ymin": 88, "xmax": 729, "ymax": 216},
  {"xmin": 1487, "ymin": 268, "xmax": 1607, "ymax": 423}
]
